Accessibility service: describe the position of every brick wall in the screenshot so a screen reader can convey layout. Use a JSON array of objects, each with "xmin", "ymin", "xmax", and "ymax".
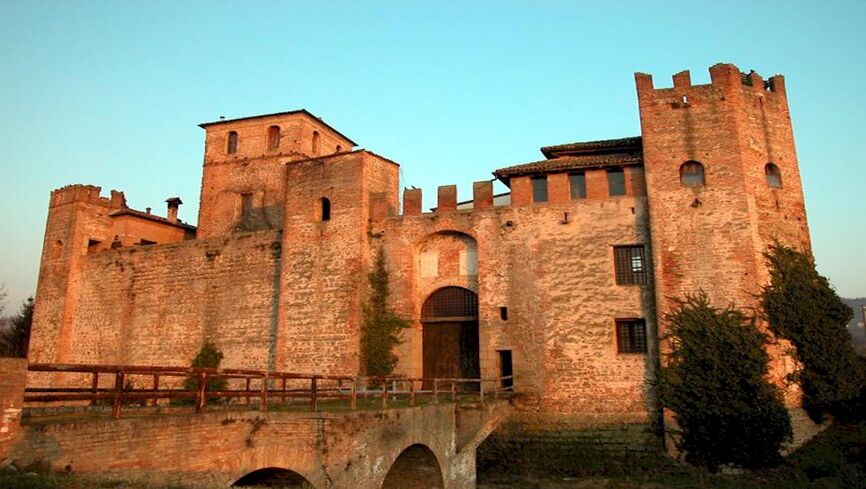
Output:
[{"xmin": 0, "ymin": 358, "xmax": 27, "ymax": 461}]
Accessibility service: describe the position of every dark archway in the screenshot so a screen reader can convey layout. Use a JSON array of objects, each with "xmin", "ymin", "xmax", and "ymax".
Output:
[
  {"xmin": 421, "ymin": 286, "xmax": 480, "ymax": 387},
  {"xmin": 381, "ymin": 444, "xmax": 445, "ymax": 489},
  {"xmin": 232, "ymin": 467, "xmax": 316, "ymax": 488}
]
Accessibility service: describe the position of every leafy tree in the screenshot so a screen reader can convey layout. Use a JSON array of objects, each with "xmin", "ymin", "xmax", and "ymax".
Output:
[
  {"xmin": 0, "ymin": 296, "xmax": 34, "ymax": 358},
  {"xmin": 361, "ymin": 249, "xmax": 410, "ymax": 377},
  {"xmin": 660, "ymin": 293, "xmax": 792, "ymax": 470},
  {"xmin": 761, "ymin": 244, "xmax": 865, "ymax": 421},
  {"xmin": 182, "ymin": 341, "xmax": 228, "ymax": 394}
]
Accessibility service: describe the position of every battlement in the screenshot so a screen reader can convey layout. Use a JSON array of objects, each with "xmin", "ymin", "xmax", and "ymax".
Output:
[
  {"xmin": 635, "ymin": 63, "xmax": 785, "ymax": 96},
  {"xmin": 49, "ymin": 185, "xmax": 126, "ymax": 209}
]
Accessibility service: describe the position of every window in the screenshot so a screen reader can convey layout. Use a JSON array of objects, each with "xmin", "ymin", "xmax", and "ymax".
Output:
[
  {"xmin": 680, "ymin": 161, "xmax": 705, "ymax": 188},
  {"xmin": 138, "ymin": 239, "xmax": 156, "ymax": 246},
  {"xmin": 87, "ymin": 239, "xmax": 101, "ymax": 254},
  {"xmin": 227, "ymin": 131, "xmax": 238, "ymax": 154},
  {"xmin": 241, "ymin": 192, "xmax": 253, "ymax": 217},
  {"xmin": 615, "ymin": 319, "xmax": 647, "ymax": 353},
  {"xmin": 765, "ymin": 163, "xmax": 782, "ymax": 188},
  {"xmin": 320, "ymin": 197, "xmax": 331, "ymax": 221},
  {"xmin": 336, "ymin": 145, "xmax": 342, "ymax": 153},
  {"xmin": 531, "ymin": 175, "xmax": 548, "ymax": 203},
  {"xmin": 607, "ymin": 168, "xmax": 625, "ymax": 196},
  {"xmin": 312, "ymin": 131, "xmax": 320, "ymax": 155},
  {"xmin": 499, "ymin": 306, "xmax": 508, "ymax": 321},
  {"xmin": 267, "ymin": 126, "xmax": 280, "ymax": 151},
  {"xmin": 613, "ymin": 245, "xmax": 648, "ymax": 285},
  {"xmin": 569, "ymin": 172, "xmax": 586, "ymax": 199},
  {"xmin": 498, "ymin": 350, "xmax": 513, "ymax": 388}
]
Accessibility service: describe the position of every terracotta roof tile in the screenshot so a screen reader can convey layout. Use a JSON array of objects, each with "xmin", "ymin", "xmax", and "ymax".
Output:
[{"xmin": 493, "ymin": 152, "xmax": 642, "ymax": 182}]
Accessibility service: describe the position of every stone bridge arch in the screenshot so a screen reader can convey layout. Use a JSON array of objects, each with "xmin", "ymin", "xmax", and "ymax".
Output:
[
  {"xmin": 233, "ymin": 467, "xmax": 316, "ymax": 487},
  {"xmin": 381, "ymin": 444, "xmax": 444, "ymax": 489}
]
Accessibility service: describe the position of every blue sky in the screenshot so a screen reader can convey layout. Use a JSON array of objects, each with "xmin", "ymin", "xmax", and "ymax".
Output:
[{"xmin": 1, "ymin": 1, "xmax": 864, "ymax": 308}]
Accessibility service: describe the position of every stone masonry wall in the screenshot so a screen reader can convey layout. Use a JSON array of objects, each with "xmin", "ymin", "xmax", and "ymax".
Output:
[
  {"xmin": 30, "ymin": 230, "xmax": 281, "ymax": 388},
  {"xmin": 376, "ymin": 187, "xmax": 656, "ymax": 424},
  {"xmin": 0, "ymin": 358, "xmax": 27, "ymax": 462}
]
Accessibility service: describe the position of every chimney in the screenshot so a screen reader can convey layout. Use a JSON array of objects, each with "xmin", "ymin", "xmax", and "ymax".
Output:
[{"xmin": 165, "ymin": 197, "xmax": 183, "ymax": 223}]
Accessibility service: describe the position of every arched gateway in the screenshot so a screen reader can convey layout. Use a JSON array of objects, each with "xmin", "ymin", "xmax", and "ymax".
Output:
[{"xmin": 421, "ymin": 286, "xmax": 480, "ymax": 385}]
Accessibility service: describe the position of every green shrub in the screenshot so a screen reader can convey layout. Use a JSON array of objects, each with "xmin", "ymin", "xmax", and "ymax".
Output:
[
  {"xmin": 660, "ymin": 293, "xmax": 792, "ymax": 470},
  {"xmin": 360, "ymin": 249, "xmax": 409, "ymax": 377},
  {"xmin": 181, "ymin": 341, "xmax": 227, "ymax": 400},
  {"xmin": 761, "ymin": 244, "xmax": 865, "ymax": 421}
]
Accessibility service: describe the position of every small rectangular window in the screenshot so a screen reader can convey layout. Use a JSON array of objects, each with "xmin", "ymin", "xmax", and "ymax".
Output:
[
  {"xmin": 569, "ymin": 172, "xmax": 586, "ymax": 199},
  {"xmin": 498, "ymin": 350, "xmax": 514, "ymax": 388},
  {"xmin": 138, "ymin": 239, "xmax": 157, "ymax": 246},
  {"xmin": 499, "ymin": 306, "xmax": 508, "ymax": 321},
  {"xmin": 613, "ymin": 245, "xmax": 648, "ymax": 285},
  {"xmin": 607, "ymin": 168, "xmax": 625, "ymax": 196},
  {"xmin": 531, "ymin": 176, "xmax": 548, "ymax": 203},
  {"xmin": 616, "ymin": 319, "xmax": 647, "ymax": 354},
  {"xmin": 241, "ymin": 193, "xmax": 253, "ymax": 217}
]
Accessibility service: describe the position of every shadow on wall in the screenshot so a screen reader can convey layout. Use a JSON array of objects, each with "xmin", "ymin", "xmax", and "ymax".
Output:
[
  {"xmin": 381, "ymin": 444, "xmax": 445, "ymax": 489},
  {"xmin": 232, "ymin": 467, "xmax": 316, "ymax": 488}
]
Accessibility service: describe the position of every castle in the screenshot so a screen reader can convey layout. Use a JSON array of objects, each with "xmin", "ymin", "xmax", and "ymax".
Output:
[{"xmin": 28, "ymin": 63, "xmax": 811, "ymax": 428}]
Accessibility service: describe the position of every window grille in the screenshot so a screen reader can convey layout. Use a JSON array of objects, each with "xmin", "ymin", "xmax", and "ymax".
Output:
[
  {"xmin": 421, "ymin": 286, "xmax": 478, "ymax": 321},
  {"xmin": 613, "ymin": 245, "xmax": 648, "ymax": 285},
  {"xmin": 616, "ymin": 319, "xmax": 647, "ymax": 353}
]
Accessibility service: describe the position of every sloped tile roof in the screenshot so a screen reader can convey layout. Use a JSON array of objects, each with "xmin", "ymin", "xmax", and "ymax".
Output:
[{"xmin": 540, "ymin": 136, "xmax": 642, "ymax": 159}]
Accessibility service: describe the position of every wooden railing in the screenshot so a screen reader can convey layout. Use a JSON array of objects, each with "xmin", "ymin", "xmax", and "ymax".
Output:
[{"xmin": 24, "ymin": 363, "xmax": 514, "ymax": 419}]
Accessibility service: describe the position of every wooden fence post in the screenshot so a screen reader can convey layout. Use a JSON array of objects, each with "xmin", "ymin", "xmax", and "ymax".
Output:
[
  {"xmin": 112, "ymin": 371, "xmax": 125, "ymax": 419},
  {"xmin": 195, "ymin": 372, "xmax": 207, "ymax": 413},
  {"xmin": 260, "ymin": 373, "xmax": 269, "ymax": 412},
  {"xmin": 90, "ymin": 372, "xmax": 99, "ymax": 407},
  {"xmin": 310, "ymin": 376, "xmax": 318, "ymax": 412}
]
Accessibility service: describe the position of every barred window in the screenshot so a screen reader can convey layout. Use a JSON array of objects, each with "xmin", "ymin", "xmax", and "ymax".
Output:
[
  {"xmin": 616, "ymin": 319, "xmax": 647, "ymax": 353},
  {"xmin": 613, "ymin": 245, "xmax": 648, "ymax": 285},
  {"xmin": 421, "ymin": 286, "xmax": 478, "ymax": 321}
]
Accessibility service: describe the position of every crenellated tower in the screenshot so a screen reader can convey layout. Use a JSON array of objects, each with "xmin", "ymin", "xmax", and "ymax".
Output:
[{"xmin": 636, "ymin": 63, "xmax": 810, "ymax": 323}]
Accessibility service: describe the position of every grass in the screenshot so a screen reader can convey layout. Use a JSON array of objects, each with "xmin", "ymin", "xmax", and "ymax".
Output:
[{"xmin": 3, "ymin": 421, "xmax": 864, "ymax": 488}]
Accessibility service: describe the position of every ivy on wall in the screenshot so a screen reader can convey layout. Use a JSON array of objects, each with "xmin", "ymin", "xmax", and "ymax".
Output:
[
  {"xmin": 361, "ymin": 249, "xmax": 410, "ymax": 377},
  {"xmin": 660, "ymin": 293, "xmax": 792, "ymax": 470},
  {"xmin": 761, "ymin": 244, "xmax": 865, "ymax": 421}
]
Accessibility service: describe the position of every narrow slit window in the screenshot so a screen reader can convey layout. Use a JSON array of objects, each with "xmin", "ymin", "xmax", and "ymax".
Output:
[
  {"xmin": 613, "ymin": 245, "xmax": 648, "ymax": 285},
  {"xmin": 680, "ymin": 161, "xmax": 705, "ymax": 188},
  {"xmin": 241, "ymin": 192, "xmax": 253, "ymax": 217},
  {"xmin": 312, "ymin": 131, "xmax": 321, "ymax": 155},
  {"xmin": 498, "ymin": 350, "xmax": 513, "ymax": 388},
  {"xmin": 320, "ymin": 197, "xmax": 331, "ymax": 221},
  {"xmin": 615, "ymin": 319, "xmax": 647, "ymax": 353},
  {"xmin": 569, "ymin": 172, "xmax": 586, "ymax": 199},
  {"xmin": 765, "ymin": 163, "xmax": 782, "ymax": 188},
  {"xmin": 608, "ymin": 168, "xmax": 626, "ymax": 196},
  {"xmin": 227, "ymin": 131, "xmax": 238, "ymax": 154},
  {"xmin": 499, "ymin": 306, "xmax": 508, "ymax": 321},
  {"xmin": 267, "ymin": 125, "xmax": 280, "ymax": 151},
  {"xmin": 531, "ymin": 175, "xmax": 548, "ymax": 203}
]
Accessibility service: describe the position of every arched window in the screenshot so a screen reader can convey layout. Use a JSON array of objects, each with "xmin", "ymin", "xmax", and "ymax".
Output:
[
  {"xmin": 320, "ymin": 197, "xmax": 331, "ymax": 221},
  {"xmin": 312, "ymin": 131, "xmax": 321, "ymax": 155},
  {"xmin": 267, "ymin": 125, "xmax": 280, "ymax": 151},
  {"xmin": 226, "ymin": 131, "xmax": 238, "ymax": 154},
  {"xmin": 335, "ymin": 144, "xmax": 342, "ymax": 153},
  {"xmin": 765, "ymin": 163, "xmax": 782, "ymax": 188},
  {"xmin": 680, "ymin": 161, "xmax": 705, "ymax": 187}
]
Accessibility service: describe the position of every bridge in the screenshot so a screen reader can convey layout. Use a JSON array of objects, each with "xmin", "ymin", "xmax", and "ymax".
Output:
[{"xmin": 1, "ymin": 360, "xmax": 513, "ymax": 488}]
